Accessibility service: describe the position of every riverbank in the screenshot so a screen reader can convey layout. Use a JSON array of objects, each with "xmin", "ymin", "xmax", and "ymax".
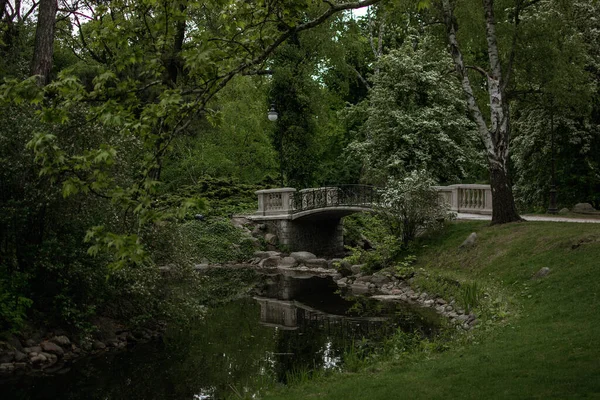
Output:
[{"xmin": 264, "ymin": 220, "xmax": 600, "ymax": 399}]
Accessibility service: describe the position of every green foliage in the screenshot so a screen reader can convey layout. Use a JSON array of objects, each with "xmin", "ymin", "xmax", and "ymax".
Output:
[
  {"xmin": 0, "ymin": 273, "xmax": 33, "ymax": 332},
  {"xmin": 344, "ymin": 235, "xmax": 405, "ymax": 274},
  {"xmin": 459, "ymin": 281, "xmax": 482, "ymax": 314}
]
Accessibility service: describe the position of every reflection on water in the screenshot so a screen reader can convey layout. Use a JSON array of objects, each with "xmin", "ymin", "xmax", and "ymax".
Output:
[{"xmin": 2, "ymin": 274, "xmax": 439, "ymax": 400}]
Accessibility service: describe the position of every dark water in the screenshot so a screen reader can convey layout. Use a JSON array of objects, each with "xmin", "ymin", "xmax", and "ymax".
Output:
[{"xmin": 2, "ymin": 274, "xmax": 439, "ymax": 400}]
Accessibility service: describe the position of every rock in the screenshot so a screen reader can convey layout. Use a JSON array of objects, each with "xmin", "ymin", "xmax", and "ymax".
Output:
[
  {"xmin": 559, "ymin": 208, "xmax": 570, "ymax": 215},
  {"xmin": 459, "ymin": 232, "xmax": 477, "ymax": 248},
  {"xmin": 24, "ymin": 339, "xmax": 36, "ymax": 347},
  {"xmin": 457, "ymin": 314, "xmax": 469, "ymax": 322},
  {"xmin": 355, "ymin": 275, "xmax": 372, "ymax": 283},
  {"xmin": 193, "ymin": 264, "xmax": 210, "ymax": 271},
  {"xmin": 40, "ymin": 341, "xmax": 64, "ymax": 356},
  {"xmin": 92, "ymin": 341, "xmax": 107, "ymax": 350},
  {"xmin": 13, "ymin": 350, "xmax": 26, "ymax": 362},
  {"xmin": 31, "ymin": 354, "xmax": 47, "ymax": 364},
  {"xmin": 0, "ymin": 352, "xmax": 14, "ymax": 363},
  {"xmin": 532, "ymin": 267, "xmax": 551, "ymax": 280},
  {"xmin": 337, "ymin": 278, "xmax": 348, "ymax": 285},
  {"xmin": 258, "ymin": 256, "xmax": 281, "ymax": 268},
  {"xmin": 327, "ymin": 258, "xmax": 343, "ymax": 269},
  {"xmin": 304, "ymin": 258, "xmax": 328, "ymax": 269},
  {"xmin": 254, "ymin": 250, "xmax": 280, "ymax": 260},
  {"xmin": 351, "ymin": 265, "xmax": 364, "ymax": 275},
  {"xmin": 7, "ymin": 335, "xmax": 24, "ymax": 352},
  {"xmin": 264, "ymin": 233, "xmax": 278, "ymax": 245},
  {"xmin": 248, "ymin": 237, "xmax": 261, "ymax": 249},
  {"xmin": 289, "ymin": 251, "xmax": 317, "ymax": 263},
  {"xmin": 40, "ymin": 352, "xmax": 56, "ymax": 362},
  {"xmin": 445, "ymin": 305, "xmax": 454, "ymax": 312},
  {"xmin": 50, "ymin": 336, "xmax": 71, "ymax": 347},
  {"xmin": 277, "ymin": 256, "xmax": 297, "ymax": 268},
  {"xmin": 231, "ymin": 217, "xmax": 250, "ymax": 230},
  {"xmin": 350, "ymin": 283, "xmax": 370, "ymax": 295},
  {"xmin": 423, "ymin": 300, "xmax": 435, "ymax": 307},
  {"xmin": 436, "ymin": 298, "xmax": 447, "ymax": 305},
  {"xmin": 337, "ymin": 261, "xmax": 353, "ymax": 277},
  {"xmin": 371, "ymin": 274, "xmax": 391, "ymax": 285},
  {"xmin": 0, "ymin": 363, "xmax": 14, "ymax": 373},
  {"xmin": 572, "ymin": 203, "xmax": 598, "ymax": 214}
]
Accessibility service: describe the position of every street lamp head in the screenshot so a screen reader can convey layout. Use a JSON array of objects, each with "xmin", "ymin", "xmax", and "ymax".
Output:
[{"xmin": 268, "ymin": 103, "xmax": 278, "ymax": 121}]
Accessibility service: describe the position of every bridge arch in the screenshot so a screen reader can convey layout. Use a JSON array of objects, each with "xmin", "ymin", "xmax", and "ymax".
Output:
[{"xmin": 250, "ymin": 185, "xmax": 379, "ymax": 256}]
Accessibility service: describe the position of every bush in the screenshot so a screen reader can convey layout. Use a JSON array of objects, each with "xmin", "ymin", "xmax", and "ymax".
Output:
[{"xmin": 378, "ymin": 170, "xmax": 450, "ymax": 246}]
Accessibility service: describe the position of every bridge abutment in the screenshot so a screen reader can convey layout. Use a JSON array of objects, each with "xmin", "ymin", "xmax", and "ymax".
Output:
[{"xmin": 265, "ymin": 218, "xmax": 344, "ymax": 257}]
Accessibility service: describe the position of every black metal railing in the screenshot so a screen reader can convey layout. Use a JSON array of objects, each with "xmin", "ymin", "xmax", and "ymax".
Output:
[{"xmin": 290, "ymin": 185, "xmax": 381, "ymax": 213}]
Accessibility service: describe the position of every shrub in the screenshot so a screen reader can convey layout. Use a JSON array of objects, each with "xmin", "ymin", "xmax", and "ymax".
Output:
[{"xmin": 378, "ymin": 170, "xmax": 451, "ymax": 246}]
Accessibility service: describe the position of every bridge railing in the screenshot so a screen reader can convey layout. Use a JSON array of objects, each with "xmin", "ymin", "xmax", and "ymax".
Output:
[
  {"xmin": 255, "ymin": 185, "xmax": 380, "ymax": 216},
  {"xmin": 255, "ymin": 184, "xmax": 492, "ymax": 216},
  {"xmin": 433, "ymin": 184, "xmax": 492, "ymax": 215},
  {"xmin": 292, "ymin": 185, "xmax": 381, "ymax": 212}
]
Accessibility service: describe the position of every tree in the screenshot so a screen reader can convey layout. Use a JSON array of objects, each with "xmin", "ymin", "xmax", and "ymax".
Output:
[
  {"xmin": 270, "ymin": 36, "xmax": 320, "ymax": 188},
  {"xmin": 437, "ymin": 0, "xmax": 527, "ymax": 224},
  {"xmin": 2, "ymin": 0, "xmax": 383, "ymax": 266},
  {"xmin": 30, "ymin": 0, "xmax": 57, "ymax": 85}
]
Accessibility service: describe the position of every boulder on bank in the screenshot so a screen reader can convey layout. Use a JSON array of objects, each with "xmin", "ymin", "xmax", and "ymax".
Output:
[
  {"xmin": 264, "ymin": 233, "xmax": 278, "ymax": 245},
  {"xmin": 304, "ymin": 258, "xmax": 328, "ymax": 269},
  {"xmin": 259, "ymin": 256, "xmax": 281, "ymax": 268},
  {"xmin": 40, "ymin": 341, "xmax": 64, "ymax": 356},
  {"xmin": 278, "ymin": 257, "xmax": 298, "ymax": 268},
  {"xmin": 290, "ymin": 251, "xmax": 317, "ymax": 263},
  {"xmin": 573, "ymin": 203, "xmax": 598, "ymax": 214},
  {"xmin": 253, "ymin": 250, "xmax": 280, "ymax": 260},
  {"xmin": 459, "ymin": 232, "xmax": 477, "ymax": 248},
  {"xmin": 336, "ymin": 260, "xmax": 353, "ymax": 277},
  {"xmin": 532, "ymin": 267, "xmax": 551, "ymax": 280},
  {"xmin": 351, "ymin": 265, "xmax": 364, "ymax": 275}
]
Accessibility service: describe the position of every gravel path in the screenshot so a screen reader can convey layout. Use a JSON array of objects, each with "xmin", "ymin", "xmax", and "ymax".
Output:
[{"xmin": 456, "ymin": 213, "xmax": 600, "ymax": 224}]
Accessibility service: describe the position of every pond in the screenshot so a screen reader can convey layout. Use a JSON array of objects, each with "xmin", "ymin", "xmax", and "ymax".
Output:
[{"xmin": 2, "ymin": 273, "xmax": 440, "ymax": 400}]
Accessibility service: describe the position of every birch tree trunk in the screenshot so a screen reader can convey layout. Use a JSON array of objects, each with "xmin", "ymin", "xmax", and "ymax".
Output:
[
  {"xmin": 441, "ymin": 0, "xmax": 521, "ymax": 224},
  {"xmin": 31, "ymin": 0, "xmax": 58, "ymax": 86}
]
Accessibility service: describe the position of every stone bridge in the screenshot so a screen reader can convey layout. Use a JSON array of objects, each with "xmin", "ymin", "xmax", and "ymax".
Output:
[{"xmin": 249, "ymin": 184, "xmax": 492, "ymax": 256}]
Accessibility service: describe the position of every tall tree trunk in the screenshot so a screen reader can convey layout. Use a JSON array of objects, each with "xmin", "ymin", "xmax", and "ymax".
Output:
[
  {"xmin": 441, "ymin": 0, "xmax": 521, "ymax": 224},
  {"xmin": 31, "ymin": 0, "xmax": 57, "ymax": 86},
  {"xmin": 167, "ymin": 3, "xmax": 187, "ymax": 85}
]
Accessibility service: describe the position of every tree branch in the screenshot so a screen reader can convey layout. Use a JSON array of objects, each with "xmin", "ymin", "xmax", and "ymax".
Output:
[{"xmin": 465, "ymin": 64, "xmax": 490, "ymax": 78}]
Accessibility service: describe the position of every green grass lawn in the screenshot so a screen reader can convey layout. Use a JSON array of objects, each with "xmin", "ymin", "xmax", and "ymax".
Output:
[{"xmin": 264, "ymin": 221, "xmax": 600, "ymax": 399}]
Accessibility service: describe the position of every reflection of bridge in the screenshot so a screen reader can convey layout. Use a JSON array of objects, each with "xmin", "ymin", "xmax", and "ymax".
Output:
[
  {"xmin": 250, "ymin": 184, "xmax": 492, "ymax": 255},
  {"xmin": 254, "ymin": 296, "xmax": 388, "ymax": 332}
]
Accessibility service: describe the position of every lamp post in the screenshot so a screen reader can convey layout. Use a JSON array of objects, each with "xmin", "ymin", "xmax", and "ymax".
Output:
[
  {"xmin": 267, "ymin": 103, "xmax": 284, "ymax": 185},
  {"xmin": 267, "ymin": 103, "xmax": 278, "ymax": 122},
  {"xmin": 547, "ymin": 101, "xmax": 558, "ymax": 214}
]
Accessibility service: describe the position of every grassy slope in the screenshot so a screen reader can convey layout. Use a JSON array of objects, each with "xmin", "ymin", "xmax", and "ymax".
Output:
[{"xmin": 265, "ymin": 221, "xmax": 600, "ymax": 399}]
